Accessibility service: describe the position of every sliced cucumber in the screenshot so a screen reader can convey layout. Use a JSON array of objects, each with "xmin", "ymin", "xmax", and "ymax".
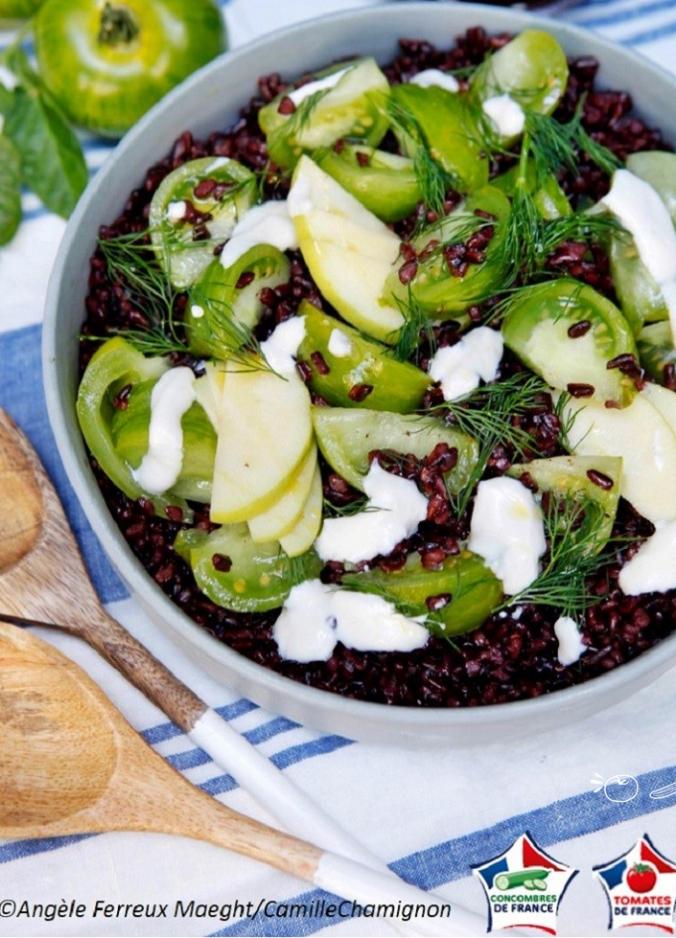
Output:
[
  {"xmin": 297, "ymin": 301, "xmax": 430, "ymax": 413},
  {"xmin": 149, "ymin": 157, "xmax": 256, "ymax": 289},
  {"xmin": 343, "ymin": 550, "xmax": 502, "ymax": 638},
  {"xmin": 186, "ymin": 246, "xmax": 290, "ymax": 359},
  {"xmin": 173, "ymin": 525, "xmax": 322, "ymax": 613},
  {"xmin": 507, "ymin": 455, "xmax": 621, "ymax": 553},
  {"xmin": 312, "ymin": 407, "xmax": 478, "ymax": 495},
  {"xmin": 501, "ymin": 278, "xmax": 638, "ymax": 407},
  {"xmin": 259, "ymin": 58, "xmax": 390, "ymax": 169}
]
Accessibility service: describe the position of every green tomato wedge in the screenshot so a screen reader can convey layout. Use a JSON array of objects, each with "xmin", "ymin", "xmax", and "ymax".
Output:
[
  {"xmin": 110, "ymin": 377, "xmax": 216, "ymax": 504},
  {"xmin": 174, "ymin": 525, "xmax": 322, "ymax": 613},
  {"xmin": 259, "ymin": 58, "xmax": 390, "ymax": 169},
  {"xmin": 290, "ymin": 155, "xmax": 403, "ymax": 342},
  {"xmin": 385, "ymin": 186, "xmax": 511, "ymax": 317},
  {"xmin": 501, "ymin": 278, "xmax": 638, "ymax": 407},
  {"xmin": 637, "ymin": 321, "xmax": 676, "ymax": 385},
  {"xmin": 389, "ymin": 83, "xmax": 489, "ymax": 193},
  {"xmin": 470, "ymin": 29, "xmax": 568, "ymax": 118},
  {"xmin": 508, "ymin": 455, "xmax": 621, "ymax": 553},
  {"xmin": 149, "ymin": 157, "xmax": 256, "ymax": 289},
  {"xmin": 343, "ymin": 550, "xmax": 502, "ymax": 638},
  {"xmin": 186, "ymin": 246, "xmax": 290, "ymax": 359},
  {"xmin": 34, "ymin": 0, "xmax": 225, "ymax": 137},
  {"xmin": 312, "ymin": 407, "xmax": 478, "ymax": 495},
  {"xmin": 76, "ymin": 337, "xmax": 193, "ymax": 521},
  {"xmin": 297, "ymin": 301, "xmax": 430, "ymax": 413},
  {"xmin": 314, "ymin": 144, "xmax": 421, "ymax": 222},
  {"xmin": 608, "ymin": 152, "xmax": 676, "ymax": 333},
  {"xmin": 493, "ymin": 161, "xmax": 571, "ymax": 219}
]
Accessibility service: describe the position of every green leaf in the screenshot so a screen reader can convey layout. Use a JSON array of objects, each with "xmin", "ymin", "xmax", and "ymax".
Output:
[
  {"xmin": 4, "ymin": 87, "xmax": 87, "ymax": 219},
  {"xmin": 0, "ymin": 135, "xmax": 22, "ymax": 245},
  {"xmin": 0, "ymin": 84, "xmax": 15, "ymax": 117}
]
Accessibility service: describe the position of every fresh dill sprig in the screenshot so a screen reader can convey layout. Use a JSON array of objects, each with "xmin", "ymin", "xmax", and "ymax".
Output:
[
  {"xmin": 502, "ymin": 495, "xmax": 622, "ymax": 618},
  {"xmin": 188, "ymin": 285, "xmax": 277, "ymax": 375},
  {"xmin": 384, "ymin": 96, "xmax": 459, "ymax": 215},
  {"xmin": 426, "ymin": 373, "xmax": 552, "ymax": 516},
  {"xmin": 525, "ymin": 101, "xmax": 621, "ymax": 181},
  {"xmin": 97, "ymin": 231, "xmax": 188, "ymax": 355},
  {"xmin": 322, "ymin": 494, "xmax": 372, "ymax": 518},
  {"xmin": 389, "ymin": 287, "xmax": 437, "ymax": 363}
]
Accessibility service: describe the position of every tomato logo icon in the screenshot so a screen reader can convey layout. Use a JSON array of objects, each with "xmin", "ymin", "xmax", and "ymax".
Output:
[{"xmin": 626, "ymin": 863, "xmax": 658, "ymax": 894}]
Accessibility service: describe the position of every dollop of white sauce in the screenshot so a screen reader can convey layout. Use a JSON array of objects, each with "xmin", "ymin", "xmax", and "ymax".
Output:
[
  {"xmin": 327, "ymin": 328, "xmax": 352, "ymax": 358},
  {"xmin": 273, "ymin": 580, "xmax": 429, "ymax": 662},
  {"xmin": 428, "ymin": 326, "xmax": 503, "ymax": 401},
  {"xmin": 219, "ymin": 201, "xmax": 298, "ymax": 269},
  {"xmin": 260, "ymin": 315, "xmax": 306, "ymax": 377},
  {"xmin": 288, "ymin": 66, "xmax": 352, "ymax": 106},
  {"xmin": 315, "ymin": 461, "xmax": 428, "ymax": 564},
  {"xmin": 166, "ymin": 200, "xmax": 187, "ymax": 224},
  {"xmin": 602, "ymin": 169, "xmax": 676, "ymax": 342},
  {"xmin": 619, "ymin": 520, "xmax": 676, "ymax": 595},
  {"xmin": 468, "ymin": 476, "xmax": 546, "ymax": 595},
  {"xmin": 131, "ymin": 367, "xmax": 196, "ymax": 495},
  {"xmin": 554, "ymin": 615, "xmax": 586, "ymax": 666},
  {"xmin": 482, "ymin": 94, "xmax": 525, "ymax": 138},
  {"xmin": 191, "ymin": 304, "xmax": 205, "ymax": 319},
  {"xmin": 410, "ymin": 69, "xmax": 460, "ymax": 94}
]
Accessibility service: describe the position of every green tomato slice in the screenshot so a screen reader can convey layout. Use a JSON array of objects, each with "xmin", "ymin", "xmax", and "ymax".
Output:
[
  {"xmin": 314, "ymin": 144, "xmax": 421, "ymax": 222},
  {"xmin": 76, "ymin": 337, "xmax": 193, "ymax": 521},
  {"xmin": 507, "ymin": 454, "xmax": 621, "ymax": 553},
  {"xmin": 173, "ymin": 525, "xmax": 322, "ymax": 613},
  {"xmin": 470, "ymin": 29, "xmax": 569, "ymax": 117},
  {"xmin": 389, "ymin": 82, "xmax": 489, "ymax": 193},
  {"xmin": 312, "ymin": 407, "xmax": 478, "ymax": 495},
  {"xmin": 385, "ymin": 186, "xmax": 511, "ymax": 317},
  {"xmin": 259, "ymin": 58, "xmax": 390, "ymax": 169},
  {"xmin": 297, "ymin": 301, "xmax": 430, "ymax": 413},
  {"xmin": 637, "ymin": 321, "xmax": 676, "ymax": 385},
  {"xmin": 186, "ymin": 246, "xmax": 290, "ymax": 359},
  {"xmin": 110, "ymin": 378, "xmax": 216, "ymax": 504},
  {"xmin": 501, "ymin": 278, "xmax": 638, "ymax": 407},
  {"xmin": 149, "ymin": 157, "xmax": 256, "ymax": 289},
  {"xmin": 343, "ymin": 550, "xmax": 502, "ymax": 638}
]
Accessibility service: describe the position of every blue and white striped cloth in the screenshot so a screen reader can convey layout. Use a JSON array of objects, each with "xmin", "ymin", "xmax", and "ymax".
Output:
[{"xmin": 1, "ymin": 1, "xmax": 676, "ymax": 935}]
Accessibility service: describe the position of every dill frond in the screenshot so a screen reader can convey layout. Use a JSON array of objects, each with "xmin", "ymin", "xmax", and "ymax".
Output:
[
  {"xmin": 390, "ymin": 288, "xmax": 436, "ymax": 363},
  {"xmin": 188, "ymin": 285, "xmax": 278, "ymax": 375},
  {"xmin": 503, "ymin": 495, "xmax": 623, "ymax": 618}
]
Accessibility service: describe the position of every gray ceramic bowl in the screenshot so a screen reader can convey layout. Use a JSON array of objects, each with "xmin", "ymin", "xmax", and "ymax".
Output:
[{"xmin": 43, "ymin": 2, "xmax": 676, "ymax": 746}]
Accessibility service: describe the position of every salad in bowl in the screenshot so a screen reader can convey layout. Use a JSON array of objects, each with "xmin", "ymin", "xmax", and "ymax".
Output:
[{"xmin": 75, "ymin": 24, "xmax": 676, "ymax": 710}]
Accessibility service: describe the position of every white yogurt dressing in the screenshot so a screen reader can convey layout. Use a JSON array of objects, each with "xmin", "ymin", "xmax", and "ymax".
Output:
[
  {"xmin": 260, "ymin": 315, "xmax": 306, "ymax": 376},
  {"xmin": 131, "ymin": 367, "xmax": 196, "ymax": 495},
  {"xmin": 482, "ymin": 94, "xmax": 525, "ymax": 138},
  {"xmin": 410, "ymin": 69, "xmax": 460, "ymax": 94},
  {"xmin": 428, "ymin": 326, "xmax": 503, "ymax": 401},
  {"xmin": 190, "ymin": 303, "xmax": 205, "ymax": 319},
  {"xmin": 328, "ymin": 328, "xmax": 353, "ymax": 358},
  {"xmin": 468, "ymin": 476, "xmax": 546, "ymax": 595},
  {"xmin": 288, "ymin": 66, "xmax": 352, "ymax": 106},
  {"xmin": 219, "ymin": 201, "xmax": 298, "ymax": 269},
  {"xmin": 273, "ymin": 579, "xmax": 429, "ymax": 663},
  {"xmin": 166, "ymin": 200, "xmax": 187, "ymax": 224},
  {"xmin": 315, "ymin": 460, "xmax": 428, "ymax": 564},
  {"xmin": 602, "ymin": 169, "xmax": 676, "ymax": 342},
  {"xmin": 619, "ymin": 520, "xmax": 676, "ymax": 595},
  {"xmin": 553, "ymin": 616, "xmax": 586, "ymax": 666}
]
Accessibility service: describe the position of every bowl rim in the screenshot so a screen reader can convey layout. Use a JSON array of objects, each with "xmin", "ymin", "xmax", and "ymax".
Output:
[{"xmin": 43, "ymin": 0, "xmax": 676, "ymax": 734}]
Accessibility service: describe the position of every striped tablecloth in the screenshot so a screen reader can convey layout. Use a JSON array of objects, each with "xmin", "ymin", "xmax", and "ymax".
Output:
[{"xmin": 1, "ymin": 1, "xmax": 676, "ymax": 935}]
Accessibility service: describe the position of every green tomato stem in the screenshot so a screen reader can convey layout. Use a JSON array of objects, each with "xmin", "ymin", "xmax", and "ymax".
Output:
[{"xmin": 98, "ymin": 2, "xmax": 139, "ymax": 47}]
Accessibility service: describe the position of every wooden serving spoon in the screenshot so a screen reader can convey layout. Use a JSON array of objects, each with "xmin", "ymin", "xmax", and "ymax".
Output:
[
  {"xmin": 0, "ymin": 407, "xmax": 394, "ymax": 875},
  {"xmin": 0, "ymin": 623, "xmax": 462, "ymax": 935}
]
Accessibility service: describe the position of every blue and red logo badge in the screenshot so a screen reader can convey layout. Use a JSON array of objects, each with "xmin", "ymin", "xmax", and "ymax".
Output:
[
  {"xmin": 594, "ymin": 834, "xmax": 676, "ymax": 933},
  {"xmin": 473, "ymin": 832, "xmax": 578, "ymax": 934}
]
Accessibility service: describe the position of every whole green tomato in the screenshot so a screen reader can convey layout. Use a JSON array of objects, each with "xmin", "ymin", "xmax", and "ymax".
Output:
[
  {"xmin": 34, "ymin": 0, "xmax": 225, "ymax": 137},
  {"xmin": 0, "ymin": 0, "xmax": 43, "ymax": 21}
]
